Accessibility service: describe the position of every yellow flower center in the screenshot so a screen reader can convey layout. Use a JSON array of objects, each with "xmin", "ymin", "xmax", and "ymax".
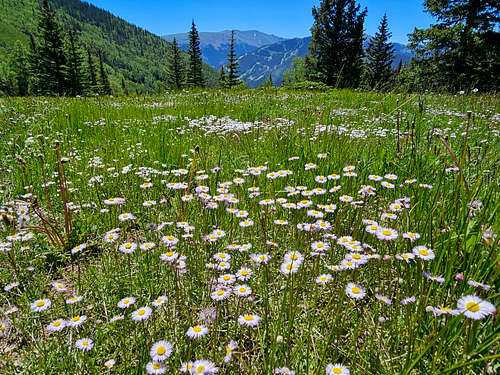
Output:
[
  {"xmin": 72, "ymin": 316, "xmax": 80, "ymax": 322},
  {"xmin": 241, "ymin": 270, "xmax": 248, "ymax": 276},
  {"xmin": 219, "ymin": 254, "xmax": 226, "ymax": 258},
  {"xmin": 123, "ymin": 299, "xmax": 130, "ymax": 304},
  {"xmin": 223, "ymin": 276, "xmax": 230, "ymax": 281},
  {"xmin": 53, "ymin": 321, "xmax": 61, "ymax": 327},
  {"xmin": 317, "ymin": 244, "xmax": 324, "ymax": 248},
  {"xmin": 332, "ymin": 368, "xmax": 342, "ymax": 374},
  {"xmin": 352, "ymin": 254, "xmax": 361, "ymax": 259},
  {"xmin": 382, "ymin": 230, "xmax": 392, "ymax": 236},
  {"xmin": 290, "ymin": 254, "xmax": 298, "ymax": 260},
  {"xmin": 196, "ymin": 366, "xmax": 205, "ymax": 373},
  {"xmin": 193, "ymin": 326, "xmax": 202, "ymax": 333},
  {"xmin": 82, "ymin": 341, "xmax": 88, "ymax": 346},
  {"xmin": 138, "ymin": 309, "xmax": 145, "ymax": 316},
  {"xmin": 352, "ymin": 287, "xmax": 360, "ymax": 294},
  {"xmin": 36, "ymin": 301, "xmax": 45, "ymax": 307},
  {"xmin": 466, "ymin": 302, "xmax": 480, "ymax": 312},
  {"xmin": 286, "ymin": 264, "xmax": 293, "ymax": 270},
  {"xmin": 125, "ymin": 244, "xmax": 132, "ymax": 249},
  {"xmin": 244, "ymin": 315, "xmax": 254, "ymax": 321},
  {"xmin": 217, "ymin": 291, "xmax": 224, "ymax": 296},
  {"xmin": 419, "ymin": 249, "xmax": 429, "ymax": 256},
  {"xmin": 156, "ymin": 346, "xmax": 165, "ymax": 355},
  {"xmin": 153, "ymin": 364, "xmax": 161, "ymax": 370},
  {"xmin": 239, "ymin": 288, "xmax": 246, "ymax": 293}
]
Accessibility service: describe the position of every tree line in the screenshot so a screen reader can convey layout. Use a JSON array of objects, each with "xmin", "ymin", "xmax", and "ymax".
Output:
[{"xmin": 282, "ymin": 0, "xmax": 499, "ymax": 92}]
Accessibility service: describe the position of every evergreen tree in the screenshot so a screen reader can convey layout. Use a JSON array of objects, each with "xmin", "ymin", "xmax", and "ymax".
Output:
[
  {"xmin": 225, "ymin": 30, "xmax": 240, "ymax": 88},
  {"xmin": 186, "ymin": 21, "xmax": 204, "ymax": 87},
  {"xmin": 10, "ymin": 41, "xmax": 30, "ymax": 96},
  {"xmin": 98, "ymin": 49, "xmax": 112, "ymax": 95},
  {"xmin": 35, "ymin": 0, "xmax": 67, "ymax": 95},
  {"xmin": 219, "ymin": 64, "xmax": 226, "ymax": 88},
  {"xmin": 363, "ymin": 14, "xmax": 395, "ymax": 90},
  {"xmin": 64, "ymin": 30, "xmax": 86, "ymax": 96},
  {"xmin": 409, "ymin": 0, "xmax": 500, "ymax": 92},
  {"xmin": 121, "ymin": 77, "xmax": 128, "ymax": 95},
  {"xmin": 308, "ymin": 0, "xmax": 367, "ymax": 88},
  {"xmin": 168, "ymin": 37, "xmax": 185, "ymax": 89},
  {"xmin": 86, "ymin": 48, "xmax": 98, "ymax": 93}
]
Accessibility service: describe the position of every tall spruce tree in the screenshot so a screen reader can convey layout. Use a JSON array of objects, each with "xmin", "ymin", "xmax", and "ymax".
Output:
[
  {"xmin": 168, "ymin": 37, "xmax": 185, "ymax": 89},
  {"xmin": 364, "ymin": 14, "xmax": 395, "ymax": 90},
  {"xmin": 64, "ymin": 30, "xmax": 86, "ymax": 96},
  {"xmin": 86, "ymin": 48, "xmax": 98, "ymax": 93},
  {"xmin": 35, "ymin": 0, "xmax": 67, "ymax": 95},
  {"xmin": 186, "ymin": 21, "xmax": 204, "ymax": 87},
  {"xmin": 225, "ymin": 30, "xmax": 240, "ymax": 88},
  {"xmin": 219, "ymin": 64, "xmax": 226, "ymax": 88},
  {"xmin": 10, "ymin": 41, "xmax": 30, "ymax": 96},
  {"xmin": 98, "ymin": 49, "xmax": 112, "ymax": 95},
  {"xmin": 409, "ymin": 0, "xmax": 499, "ymax": 92},
  {"xmin": 308, "ymin": 0, "xmax": 367, "ymax": 88}
]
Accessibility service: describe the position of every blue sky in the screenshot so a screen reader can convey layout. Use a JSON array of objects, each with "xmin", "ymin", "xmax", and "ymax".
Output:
[{"xmin": 85, "ymin": 0, "xmax": 435, "ymax": 43}]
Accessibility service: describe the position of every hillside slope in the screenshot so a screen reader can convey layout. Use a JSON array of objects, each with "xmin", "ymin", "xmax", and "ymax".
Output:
[
  {"xmin": 163, "ymin": 30, "xmax": 285, "ymax": 69},
  {"xmin": 238, "ymin": 36, "xmax": 414, "ymax": 88},
  {"xmin": 0, "ymin": 0, "xmax": 219, "ymax": 93}
]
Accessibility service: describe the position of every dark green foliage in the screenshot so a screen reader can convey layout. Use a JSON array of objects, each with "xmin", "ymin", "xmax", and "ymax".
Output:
[
  {"xmin": 86, "ymin": 48, "xmax": 98, "ymax": 93},
  {"xmin": 167, "ymin": 37, "xmax": 185, "ymax": 89},
  {"xmin": 98, "ymin": 49, "xmax": 112, "ymax": 95},
  {"xmin": 282, "ymin": 57, "xmax": 307, "ymax": 86},
  {"xmin": 121, "ymin": 77, "xmax": 128, "ymax": 95},
  {"xmin": 225, "ymin": 30, "xmax": 240, "ymax": 88},
  {"xmin": 64, "ymin": 30, "xmax": 86, "ymax": 96},
  {"xmin": 186, "ymin": 21, "xmax": 204, "ymax": 88},
  {"xmin": 363, "ymin": 14, "xmax": 395, "ymax": 90},
  {"xmin": 219, "ymin": 64, "xmax": 226, "ymax": 88},
  {"xmin": 308, "ymin": 0, "xmax": 367, "ymax": 88},
  {"xmin": 408, "ymin": 0, "xmax": 500, "ymax": 92},
  {"xmin": 34, "ymin": 0, "xmax": 67, "ymax": 95}
]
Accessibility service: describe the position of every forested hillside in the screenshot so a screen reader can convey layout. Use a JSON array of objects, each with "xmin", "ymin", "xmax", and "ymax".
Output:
[{"xmin": 0, "ymin": 0, "xmax": 218, "ymax": 94}]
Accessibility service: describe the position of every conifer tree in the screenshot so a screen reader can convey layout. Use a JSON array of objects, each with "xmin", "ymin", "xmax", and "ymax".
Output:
[
  {"xmin": 121, "ymin": 77, "xmax": 128, "ymax": 95},
  {"xmin": 86, "ymin": 48, "xmax": 98, "ymax": 93},
  {"xmin": 364, "ymin": 14, "xmax": 395, "ymax": 90},
  {"xmin": 308, "ymin": 0, "xmax": 367, "ymax": 88},
  {"xmin": 10, "ymin": 41, "xmax": 30, "ymax": 96},
  {"xmin": 409, "ymin": 0, "xmax": 499, "ymax": 92},
  {"xmin": 98, "ymin": 49, "xmax": 112, "ymax": 95},
  {"xmin": 219, "ymin": 64, "xmax": 226, "ymax": 88},
  {"xmin": 64, "ymin": 30, "xmax": 86, "ymax": 96},
  {"xmin": 225, "ymin": 30, "xmax": 240, "ymax": 88},
  {"xmin": 35, "ymin": 0, "xmax": 67, "ymax": 95},
  {"xmin": 186, "ymin": 21, "xmax": 204, "ymax": 87},
  {"xmin": 168, "ymin": 37, "xmax": 185, "ymax": 89}
]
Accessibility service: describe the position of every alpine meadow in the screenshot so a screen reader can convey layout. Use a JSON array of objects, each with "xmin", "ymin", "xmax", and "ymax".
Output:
[{"xmin": 0, "ymin": 0, "xmax": 499, "ymax": 375}]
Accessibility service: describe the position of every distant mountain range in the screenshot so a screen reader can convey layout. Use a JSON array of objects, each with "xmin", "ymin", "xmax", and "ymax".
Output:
[
  {"xmin": 163, "ymin": 30, "xmax": 414, "ymax": 88},
  {"xmin": 163, "ymin": 30, "xmax": 285, "ymax": 70}
]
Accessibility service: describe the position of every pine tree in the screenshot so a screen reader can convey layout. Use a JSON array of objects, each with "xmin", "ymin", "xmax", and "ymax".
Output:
[
  {"xmin": 308, "ymin": 0, "xmax": 367, "ymax": 88},
  {"xmin": 121, "ymin": 77, "xmax": 128, "ymax": 95},
  {"xmin": 35, "ymin": 0, "xmax": 67, "ymax": 95},
  {"xmin": 98, "ymin": 49, "xmax": 112, "ymax": 95},
  {"xmin": 186, "ymin": 21, "xmax": 204, "ymax": 87},
  {"xmin": 168, "ymin": 37, "xmax": 185, "ymax": 89},
  {"xmin": 225, "ymin": 30, "xmax": 240, "ymax": 88},
  {"xmin": 364, "ymin": 14, "xmax": 395, "ymax": 90},
  {"xmin": 10, "ymin": 41, "xmax": 30, "ymax": 96},
  {"xmin": 86, "ymin": 48, "xmax": 98, "ymax": 93},
  {"xmin": 64, "ymin": 30, "xmax": 86, "ymax": 96},
  {"xmin": 219, "ymin": 64, "xmax": 226, "ymax": 88},
  {"xmin": 409, "ymin": 0, "xmax": 499, "ymax": 92}
]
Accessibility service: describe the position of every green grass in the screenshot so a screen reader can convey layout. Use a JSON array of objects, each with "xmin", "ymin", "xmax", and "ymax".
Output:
[{"xmin": 0, "ymin": 88, "xmax": 498, "ymax": 374}]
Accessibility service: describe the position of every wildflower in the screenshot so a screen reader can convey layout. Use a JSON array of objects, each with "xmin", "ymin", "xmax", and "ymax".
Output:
[
  {"xmin": 119, "ymin": 242, "xmax": 137, "ymax": 254},
  {"xmin": 457, "ymin": 295, "xmax": 496, "ymax": 320},
  {"xmin": 52, "ymin": 282, "xmax": 67, "ymax": 292},
  {"xmin": 339, "ymin": 195, "xmax": 353, "ymax": 203},
  {"xmin": 150, "ymin": 340, "xmax": 173, "ymax": 361},
  {"xmin": 316, "ymin": 274, "xmax": 332, "ymax": 284},
  {"xmin": 104, "ymin": 232, "xmax": 119, "ymax": 243},
  {"xmin": 71, "ymin": 243, "xmax": 87, "ymax": 254},
  {"xmin": 200, "ymin": 307, "xmax": 217, "ymax": 323},
  {"xmin": 239, "ymin": 219, "xmax": 254, "ymax": 227},
  {"xmin": 326, "ymin": 363, "xmax": 350, "ymax": 375},
  {"xmin": 68, "ymin": 315, "xmax": 87, "ymax": 328},
  {"xmin": 66, "ymin": 296, "xmax": 83, "ymax": 304},
  {"xmin": 217, "ymin": 262, "xmax": 231, "ymax": 271},
  {"xmin": 4, "ymin": 306, "xmax": 18, "ymax": 315},
  {"xmin": 118, "ymin": 213, "xmax": 135, "ymax": 222},
  {"xmin": 104, "ymin": 359, "xmax": 116, "ymax": 369},
  {"xmin": 403, "ymin": 232, "xmax": 420, "ymax": 242},
  {"xmin": 376, "ymin": 228, "xmax": 398, "ymax": 240},
  {"xmin": 275, "ymin": 367, "xmax": 296, "ymax": 375},
  {"xmin": 401, "ymin": 296, "xmax": 416, "ymax": 305},
  {"xmin": 234, "ymin": 284, "xmax": 252, "ymax": 297},
  {"xmin": 190, "ymin": 359, "xmax": 218, "ymax": 374},
  {"xmin": 424, "ymin": 272, "xmax": 445, "ymax": 283},
  {"xmin": 224, "ymin": 340, "xmax": 237, "ymax": 363},
  {"xmin": 132, "ymin": 306, "xmax": 152, "ymax": 321},
  {"xmin": 31, "ymin": 299, "xmax": 51, "ymax": 312},
  {"xmin": 467, "ymin": 279, "xmax": 491, "ymax": 291},
  {"xmin": 433, "ymin": 306, "xmax": 459, "ymax": 316},
  {"xmin": 4, "ymin": 282, "xmax": 19, "ymax": 292},
  {"xmin": 211, "ymin": 288, "xmax": 231, "ymax": 301},
  {"xmin": 218, "ymin": 274, "xmax": 236, "ymax": 285},
  {"xmin": 238, "ymin": 314, "xmax": 261, "ymax": 327},
  {"xmin": 140, "ymin": 242, "xmax": 156, "ymax": 251},
  {"xmin": 118, "ymin": 297, "xmax": 136, "ymax": 309},
  {"xmin": 0, "ymin": 321, "xmax": 9, "ymax": 337},
  {"xmin": 395, "ymin": 253, "xmax": 415, "ymax": 262},
  {"xmin": 413, "ymin": 246, "xmax": 435, "ymax": 260},
  {"xmin": 284, "ymin": 251, "xmax": 304, "ymax": 264},
  {"xmin": 346, "ymin": 283, "xmax": 366, "ymax": 299},
  {"xmin": 146, "ymin": 362, "xmax": 166, "ymax": 374},
  {"xmin": 375, "ymin": 294, "xmax": 392, "ymax": 305},
  {"xmin": 381, "ymin": 212, "xmax": 397, "ymax": 220},
  {"xmin": 46, "ymin": 319, "xmax": 67, "ymax": 332},
  {"xmin": 381, "ymin": 181, "xmax": 395, "ymax": 189},
  {"xmin": 280, "ymin": 261, "xmax": 300, "ymax": 275},
  {"xmin": 152, "ymin": 296, "xmax": 168, "ymax": 307},
  {"xmin": 162, "ymin": 235, "xmax": 179, "ymax": 246},
  {"xmin": 236, "ymin": 267, "xmax": 252, "ymax": 281},
  {"xmin": 75, "ymin": 338, "xmax": 93, "ymax": 351},
  {"xmin": 214, "ymin": 252, "xmax": 231, "ymax": 262},
  {"xmin": 187, "ymin": 325, "xmax": 208, "ymax": 339},
  {"xmin": 160, "ymin": 251, "xmax": 178, "ymax": 263}
]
